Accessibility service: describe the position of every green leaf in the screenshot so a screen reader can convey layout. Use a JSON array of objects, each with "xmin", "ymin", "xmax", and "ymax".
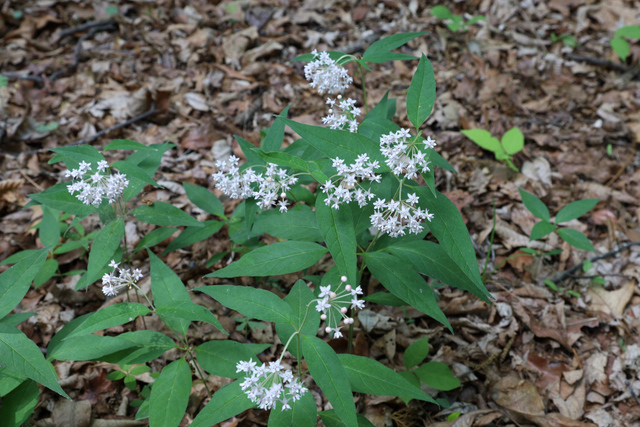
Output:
[
  {"xmin": 268, "ymin": 390, "xmax": 316, "ymax": 427},
  {"xmin": 362, "ymin": 31, "xmax": 428, "ymax": 63},
  {"xmin": 205, "ymin": 241, "xmax": 327, "ymax": 278},
  {"xmin": 0, "ymin": 248, "xmax": 48, "ymax": 318},
  {"xmin": 0, "ymin": 249, "xmax": 39, "ymax": 266},
  {"xmin": 317, "ymin": 193, "xmax": 357, "ymax": 283},
  {"xmin": 555, "ymin": 199, "xmax": 600, "ymax": 224},
  {"xmin": 413, "ymin": 187, "xmax": 485, "ymax": 295},
  {"xmin": 386, "ymin": 240, "xmax": 490, "ymax": 302},
  {"xmin": 257, "ymin": 150, "xmax": 309, "ymax": 172},
  {"xmin": 107, "ymin": 371, "xmax": 127, "ymax": 380},
  {"xmin": 0, "ymin": 324, "xmax": 69, "ymax": 398},
  {"xmin": 0, "ymin": 379, "xmax": 39, "ymax": 427},
  {"xmin": 103, "ymin": 139, "xmax": 154, "ymax": 151},
  {"xmin": 155, "ymin": 300, "xmax": 225, "ymax": 334},
  {"xmin": 501, "ymin": 127, "xmax": 524, "ymax": 155},
  {"xmin": 0, "ymin": 367, "xmax": 26, "ymax": 397},
  {"xmin": 129, "ymin": 365, "xmax": 150, "ymax": 375},
  {"xmin": 112, "ymin": 160, "xmax": 161, "ymax": 188},
  {"xmin": 40, "ymin": 206, "xmax": 60, "ymax": 248},
  {"xmin": 49, "ymin": 334, "xmax": 138, "ymax": 361},
  {"xmin": 431, "ymin": 5, "xmax": 453, "ymax": 19},
  {"xmin": 195, "ymin": 285, "xmax": 293, "ymax": 325},
  {"xmin": 364, "ymin": 252, "xmax": 450, "ymax": 330},
  {"xmin": 518, "ymin": 188, "xmax": 550, "ymax": 222},
  {"xmin": 29, "ymin": 182, "xmax": 97, "ymax": 217},
  {"xmin": 407, "ymin": 54, "xmax": 436, "ymax": 129},
  {"xmin": 319, "ymin": 411, "xmax": 376, "ymax": 427},
  {"xmin": 414, "ymin": 361, "xmax": 460, "ymax": 391},
  {"xmin": 184, "ymin": 182, "xmax": 226, "ymax": 218},
  {"xmin": 251, "ymin": 208, "xmax": 323, "ymax": 242},
  {"xmin": 611, "ymin": 38, "xmax": 630, "ymax": 61},
  {"xmin": 404, "ymin": 337, "xmax": 429, "ymax": 369},
  {"xmin": 302, "ymin": 335, "xmax": 357, "ymax": 427},
  {"xmin": 615, "ymin": 25, "xmax": 640, "ymax": 39},
  {"xmin": 557, "ymin": 228, "xmax": 595, "ymax": 252},
  {"xmin": 50, "ymin": 145, "xmax": 105, "ymax": 167},
  {"xmin": 262, "ymin": 105, "xmax": 291, "ymax": 152},
  {"xmin": 67, "ymin": 303, "xmax": 150, "ymax": 338},
  {"xmin": 77, "ymin": 218, "xmax": 124, "ymax": 290},
  {"xmin": 148, "ymin": 252, "xmax": 191, "ymax": 337},
  {"xmin": 363, "ymin": 292, "xmax": 407, "ymax": 306},
  {"xmin": 530, "ymin": 220, "xmax": 557, "ymax": 241},
  {"xmin": 543, "ymin": 280, "xmax": 558, "ymax": 292},
  {"xmin": 190, "ymin": 381, "xmax": 254, "ymax": 427},
  {"xmin": 196, "ymin": 340, "xmax": 269, "ymax": 378},
  {"xmin": 276, "ymin": 280, "xmax": 321, "ymax": 358},
  {"xmin": 161, "ymin": 220, "xmax": 223, "ymax": 255},
  {"xmin": 131, "ymin": 202, "xmax": 203, "ymax": 227},
  {"xmin": 339, "ymin": 354, "xmax": 436, "ymax": 403},
  {"xmin": 134, "ymin": 227, "xmax": 177, "ymax": 252},
  {"xmin": 101, "ymin": 330, "xmax": 176, "ymax": 365},
  {"xmin": 0, "ymin": 75, "xmax": 8, "ymax": 87},
  {"xmin": 460, "ymin": 130, "xmax": 504, "ymax": 155},
  {"xmin": 0, "ymin": 313, "xmax": 35, "ymax": 327},
  {"xmin": 149, "ymin": 358, "xmax": 192, "ymax": 427}
]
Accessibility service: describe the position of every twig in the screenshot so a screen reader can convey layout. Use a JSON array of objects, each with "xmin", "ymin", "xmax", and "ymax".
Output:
[
  {"xmin": 1, "ymin": 72, "xmax": 45, "ymax": 84},
  {"xmin": 553, "ymin": 242, "xmax": 640, "ymax": 283},
  {"xmin": 59, "ymin": 19, "xmax": 117, "ymax": 38},
  {"xmin": 21, "ymin": 104, "xmax": 157, "ymax": 156},
  {"xmin": 566, "ymin": 273, "xmax": 632, "ymax": 279},
  {"xmin": 565, "ymin": 53, "xmax": 630, "ymax": 74}
]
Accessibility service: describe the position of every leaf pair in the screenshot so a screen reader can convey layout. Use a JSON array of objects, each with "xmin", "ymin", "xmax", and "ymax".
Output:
[{"xmin": 461, "ymin": 127, "xmax": 524, "ymax": 171}]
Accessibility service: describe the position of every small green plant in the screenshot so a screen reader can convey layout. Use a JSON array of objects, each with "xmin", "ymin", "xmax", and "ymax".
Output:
[
  {"xmin": 542, "ymin": 279, "xmax": 582, "ymax": 297},
  {"xmin": 399, "ymin": 337, "xmax": 460, "ymax": 397},
  {"xmin": 35, "ymin": 121, "xmax": 59, "ymax": 133},
  {"xmin": 461, "ymin": 127, "xmax": 524, "ymax": 171},
  {"xmin": 550, "ymin": 32, "xmax": 578, "ymax": 48},
  {"xmin": 519, "ymin": 188, "xmax": 599, "ymax": 252},
  {"xmin": 0, "ymin": 75, "xmax": 8, "ymax": 88},
  {"xmin": 431, "ymin": 5, "xmax": 485, "ymax": 33},
  {"xmin": 610, "ymin": 25, "xmax": 640, "ymax": 62},
  {"xmin": 233, "ymin": 315, "xmax": 267, "ymax": 337},
  {"xmin": 107, "ymin": 364, "xmax": 152, "ymax": 391},
  {"xmin": 105, "ymin": 5, "xmax": 119, "ymax": 16}
]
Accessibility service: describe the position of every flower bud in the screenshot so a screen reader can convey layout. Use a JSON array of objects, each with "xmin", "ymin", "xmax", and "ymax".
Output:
[
  {"xmin": 321, "ymin": 314, "xmax": 327, "ymax": 320},
  {"xmin": 330, "ymin": 292, "xmax": 337, "ymax": 299},
  {"xmin": 325, "ymin": 326, "xmax": 332, "ymax": 333},
  {"xmin": 345, "ymin": 285, "xmax": 352, "ymax": 292},
  {"xmin": 340, "ymin": 307, "xmax": 348, "ymax": 314},
  {"xmin": 341, "ymin": 276, "xmax": 347, "ymax": 282},
  {"xmin": 280, "ymin": 192, "xmax": 286, "ymax": 198}
]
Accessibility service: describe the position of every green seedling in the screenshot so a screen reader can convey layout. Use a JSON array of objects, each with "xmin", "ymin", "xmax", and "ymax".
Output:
[
  {"xmin": 550, "ymin": 32, "xmax": 578, "ymax": 48},
  {"xmin": 461, "ymin": 127, "xmax": 524, "ymax": 171},
  {"xmin": 611, "ymin": 25, "xmax": 640, "ymax": 62},
  {"xmin": 107, "ymin": 364, "xmax": 152, "ymax": 391},
  {"xmin": 431, "ymin": 5, "xmax": 485, "ymax": 32}
]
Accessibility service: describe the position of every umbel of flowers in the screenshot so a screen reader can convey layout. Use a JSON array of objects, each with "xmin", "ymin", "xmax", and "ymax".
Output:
[{"xmin": 66, "ymin": 160, "xmax": 128, "ymax": 207}]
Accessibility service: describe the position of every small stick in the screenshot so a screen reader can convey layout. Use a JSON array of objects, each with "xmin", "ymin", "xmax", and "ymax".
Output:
[
  {"xmin": 21, "ymin": 104, "xmax": 157, "ymax": 156},
  {"xmin": 553, "ymin": 242, "xmax": 640, "ymax": 283},
  {"xmin": 565, "ymin": 53, "xmax": 630, "ymax": 74},
  {"xmin": 1, "ymin": 72, "xmax": 45, "ymax": 84},
  {"xmin": 59, "ymin": 19, "xmax": 117, "ymax": 38}
]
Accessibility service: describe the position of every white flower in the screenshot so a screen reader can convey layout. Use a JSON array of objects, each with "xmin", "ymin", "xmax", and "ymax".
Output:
[
  {"xmin": 101, "ymin": 260, "xmax": 143, "ymax": 297},
  {"xmin": 65, "ymin": 161, "xmax": 128, "ymax": 207},
  {"xmin": 237, "ymin": 359, "xmax": 306, "ymax": 411},
  {"xmin": 379, "ymin": 129, "xmax": 434, "ymax": 179},
  {"xmin": 304, "ymin": 50, "xmax": 353, "ymax": 94},
  {"xmin": 322, "ymin": 96, "xmax": 360, "ymax": 132},
  {"xmin": 313, "ymin": 281, "xmax": 365, "ymax": 339},
  {"xmin": 321, "ymin": 154, "xmax": 380, "ymax": 210}
]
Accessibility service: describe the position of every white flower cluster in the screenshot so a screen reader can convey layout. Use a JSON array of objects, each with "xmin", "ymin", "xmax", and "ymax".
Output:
[
  {"xmin": 321, "ymin": 154, "xmax": 380, "ymax": 209},
  {"xmin": 66, "ymin": 160, "xmax": 129, "ymax": 207},
  {"xmin": 379, "ymin": 129, "xmax": 437, "ymax": 180},
  {"xmin": 304, "ymin": 50, "xmax": 353, "ymax": 94},
  {"xmin": 236, "ymin": 359, "xmax": 307, "ymax": 411},
  {"xmin": 314, "ymin": 276, "xmax": 364, "ymax": 339},
  {"xmin": 370, "ymin": 194, "xmax": 434, "ymax": 237},
  {"xmin": 102, "ymin": 260, "xmax": 143, "ymax": 297},
  {"xmin": 213, "ymin": 156, "xmax": 298, "ymax": 213},
  {"xmin": 322, "ymin": 95, "xmax": 361, "ymax": 133}
]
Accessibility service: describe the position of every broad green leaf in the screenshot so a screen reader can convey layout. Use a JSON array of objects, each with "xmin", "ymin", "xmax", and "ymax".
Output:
[
  {"xmin": 558, "ymin": 228, "xmax": 595, "ymax": 252},
  {"xmin": 268, "ymin": 390, "xmax": 316, "ymax": 427},
  {"xmin": 190, "ymin": 381, "xmax": 254, "ymax": 427},
  {"xmin": 236, "ymin": 136, "xmax": 266, "ymax": 168},
  {"xmin": 0, "ymin": 249, "xmax": 38, "ymax": 266},
  {"xmin": 161, "ymin": 220, "xmax": 223, "ymax": 255},
  {"xmin": 155, "ymin": 300, "xmax": 225, "ymax": 334},
  {"xmin": 362, "ymin": 31, "xmax": 427, "ymax": 63},
  {"xmin": 319, "ymin": 411, "xmax": 376, "ymax": 427},
  {"xmin": 46, "ymin": 313, "xmax": 92, "ymax": 359},
  {"xmin": 121, "ymin": 143, "xmax": 175, "ymax": 201},
  {"xmin": 103, "ymin": 139, "xmax": 154, "ymax": 151},
  {"xmin": 460, "ymin": 130, "xmax": 503, "ymax": 155},
  {"xmin": 101, "ymin": 330, "xmax": 176, "ymax": 365},
  {"xmin": 149, "ymin": 358, "xmax": 192, "ymax": 427},
  {"xmin": 555, "ymin": 198, "xmax": 599, "ymax": 224},
  {"xmin": 0, "ymin": 313, "xmax": 35, "ymax": 327},
  {"xmin": 407, "ymin": 54, "xmax": 436, "ymax": 129},
  {"xmin": 184, "ymin": 182, "xmax": 226, "ymax": 219},
  {"xmin": 0, "ymin": 248, "xmax": 48, "ymax": 318},
  {"xmin": 414, "ymin": 361, "xmax": 460, "ymax": 391},
  {"xmin": 292, "ymin": 50, "xmax": 346, "ymax": 63},
  {"xmin": 148, "ymin": 252, "xmax": 191, "ymax": 336},
  {"xmin": 0, "ymin": 324, "xmax": 69, "ymax": 398},
  {"xmin": 302, "ymin": 335, "xmax": 357, "ymax": 427},
  {"xmin": 317, "ymin": 193, "xmax": 357, "ymax": 283},
  {"xmin": 54, "ymin": 239, "xmax": 89, "ymax": 255},
  {"xmin": 518, "ymin": 188, "xmax": 550, "ymax": 221},
  {"xmin": 50, "ymin": 145, "xmax": 105, "ymax": 167},
  {"xmin": 0, "ymin": 379, "xmax": 39, "ymax": 427},
  {"xmin": 339, "ymin": 354, "xmax": 436, "ymax": 403},
  {"xmin": 404, "ymin": 337, "xmax": 429, "ymax": 369},
  {"xmin": 530, "ymin": 221, "xmax": 556, "ymax": 241},
  {"xmin": 132, "ymin": 202, "xmax": 203, "ymax": 227},
  {"xmin": 611, "ymin": 38, "xmax": 629, "ymax": 61},
  {"xmin": 431, "ymin": 5, "xmax": 453, "ymax": 19},
  {"xmin": 112, "ymin": 160, "xmax": 161, "ymax": 187},
  {"xmin": 66, "ymin": 303, "xmax": 150, "ymax": 338},
  {"xmin": 205, "ymin": 241, "xmax": 327, "ymax": 278},
  {"xmin": 77, "ymin": 218, "xmax": 124, "ymax": 290},
  {"xmin": 195, "ymin": 285, "xmax": 293, "ymax": 325},
  {"xmin": 364, "ymin": 292, "xmax": 407, "ymax": 306},
  {"xmin": 40, "ymin": 206, "xmax": 60, "ymax": 248},
  {"xmin": 615, "ymin": 25, "xmax": 640, "ymax": 39},
  {"xmin": 49, "ymin": 334, "xmax": 138, "ymax": 361},
  {"xmin": 276, "ymin": 280, "xmax": 321, "ymax": 358},
  {"xmin": 0, "ymin": 367, "xmax": 26, "ymax": 397},
  {"xmin": 501, "ymin": 127, "xmax": 524, "ymax": 155},
  {"xmin": 364, "ymin": 252, "xmax": 450, "ymax": 330},
  {"xmin": 257, "ymin": 150, "xmax": 309, "ymax": 172},
  {"xmin": 251, "ymin": 208, "xmax": 323, "ymax": 242},
  {"xmin": 196, "ymin": 340, "xmax": 269, "ymax": 378},
  {"xmin": 414, "ymin": 187, "xmax": 485, "ymax": 295},
  {"xmin": 430, "ymin": 150, "xmax": 457, "ymax": 173},
  {"xmin": 134, "ymin": 227, "xmax": 177, "ymax": 252},
  {"xmin": 386, "ymin": 240, "xmax": 490, "ymax": 302},
  {"xmin": 262, "ymin": 105, "xmax": 291, "ymax": 152},
  {"xmin": 29, "ymin": 182, "xmax": 97, "ymax": 217}
]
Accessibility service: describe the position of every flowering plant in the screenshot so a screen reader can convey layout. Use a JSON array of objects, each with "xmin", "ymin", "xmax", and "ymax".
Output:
[{"xmin": 0, "ymin": 32, "xmax": 490, "ymax": 427}]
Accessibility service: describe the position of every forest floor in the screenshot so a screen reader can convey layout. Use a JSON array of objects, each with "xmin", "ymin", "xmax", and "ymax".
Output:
[{"xmin": 1, "ymin": 0, "xmax": 640, "ymax": 426}]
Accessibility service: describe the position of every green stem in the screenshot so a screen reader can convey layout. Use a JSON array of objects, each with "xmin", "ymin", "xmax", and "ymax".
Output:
[{"xmin": 187, "ymin": 348, "xmax": 212, "ymax": 398}]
